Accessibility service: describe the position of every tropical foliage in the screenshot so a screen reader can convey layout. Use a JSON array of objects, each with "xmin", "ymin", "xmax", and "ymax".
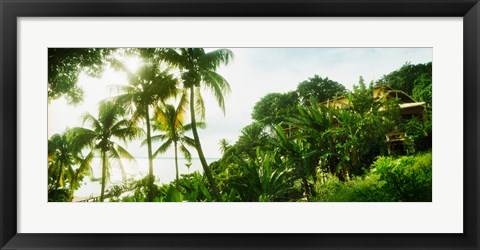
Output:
[
  {"xmin": 150, "ymin": 93, "xmax": 201, "ymax": 187},
  {"xmin": 48, "ymin": 48, "xmax": 114, "ymax": 104},
  {"xmin": 48, "ymin": 129, "xmax": 93, "ymax": 201},
  {"xmin": 70, "ymin": 101, "xmax": 140, "ymax": 201},
  {"xmin": 376, "ymin": 62, "xmax": 432, "ymax": 105},
  {"xmin": 48, "ymin": 48, "xmax": 432, "ymax": 202},
  {"xmin": 112, "ymin": 53, "xmax": 178, "ymax": 201},
  {"xmin": 160, "ymin": 48, "xmax": 234, "ymax": 200}
]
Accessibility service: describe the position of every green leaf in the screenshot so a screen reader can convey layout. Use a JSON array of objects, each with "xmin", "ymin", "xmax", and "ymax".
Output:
[
  {"xmin": 166, "ymin": 186, "xmax": 183, "ymax": 202},
  {"xmin": 122, "ymin": 196, "xmax": 135, "ymax": 202}
]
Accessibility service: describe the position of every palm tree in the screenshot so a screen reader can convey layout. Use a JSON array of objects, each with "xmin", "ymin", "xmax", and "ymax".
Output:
[
  {"xmin": 113, "ymin": 55, "xmax": 178, "ymax": 201},
  {"xmin": 48, "ymin": 130, "xmax": 93, "ymax": 201},
  {"xmin": 149, "ymin": 93, "xmax": 202, "ymax": 187},
  {"xmin": 48, "ymin": 131, "xmax": 74, "ymax": 191},
  {"xmin": 70, "ymin": 101, "xmax": 140, "ymax": 202},
  {"xmin": 218, "ymin": 138, "xmax": 230, "ymax": 155},
  {"xmin": 162, "ymin": 48, "xmax": 233, "ymax": 200}
]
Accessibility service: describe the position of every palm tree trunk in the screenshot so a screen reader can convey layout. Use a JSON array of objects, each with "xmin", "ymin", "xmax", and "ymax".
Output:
[
  {"xmin": 302, "ymin": 159, "xmax": 310, "ymax": 200},
  {"xmin": 69, "ymin": 186, "xmax": 75, "ymax": 201},
  {"xmin": 174, "ymin": 141, "xmax": 179, "ymax": 188},
  {"xmin": 69, "ymin": 180, "xmax": 75, "ymax": 201},
  {"xmin": 100, "ymin": 150, "xmax": 107, "ymax": 202},
  {"xmin": 189, "ymin": 87, "xmax": 221, "ymax": 201},
  {"xmin": 145, "ymin": 105, "xmax": 155, "ymax": 202},
  {"xmin": 55, "ymin": 162, "xmax": 63, "ymax": 190}
]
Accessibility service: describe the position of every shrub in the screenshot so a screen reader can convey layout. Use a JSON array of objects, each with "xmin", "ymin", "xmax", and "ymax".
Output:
[
  {"xmin": 176, "ymin": 171, "xmax": 215, "ymax": 202},
  {"xmin": 314, "ymin": 152, "xmax": 432, "ymax": 202},
  {"xmin": 373, "ymin": 152, "xmax": 432, "ymax": 201},
  {"xmin": 313, "ymin": 172, "xmax": 394, "ymax": 202},
  {"xmin": 48, "ymin": 188, "xmax": 71, "ymax": 202}
]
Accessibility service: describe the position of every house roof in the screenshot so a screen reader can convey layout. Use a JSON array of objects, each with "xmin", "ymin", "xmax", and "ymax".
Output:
[
  {"xmin": 378, "ymin": 102, "xmax": 426, "ymax": 112},
  {"xmin": 320, "ymin": 85, "xmax": 418, "ymax": 105},
  {"xmin": 399, "ymin": 102, "xmax": 426, "ymax": 109}
]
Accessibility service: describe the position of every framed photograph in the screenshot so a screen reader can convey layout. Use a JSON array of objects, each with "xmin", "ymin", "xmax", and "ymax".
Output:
[{"xmin": 1, "ymin": 0, "xmax": 479, "ymax": 249}]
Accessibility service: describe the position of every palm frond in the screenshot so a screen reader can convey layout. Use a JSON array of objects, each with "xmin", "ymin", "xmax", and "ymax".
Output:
[
  {"xmin": 112, "ymin": 121, "xmax": 143, "ymax": 142},
  {"xmin": 176, "ymin": 90, "xmax": 189, "ymax": 121},
  {"xmin": 148, "ymin": 70, "xmax": 179, "ymax": 102},
  {"xmin": 77, "ymin": 151, "xmax": 94, "ymax": 179},
  {"xmin": 109, "ymin": 119, "xmax": 130, "ymax": 133},
  {"xmin": 106, "ymin": 148, "xmax": 127, "ymax": 181},
  {"xmin": 69, "ymin": 127, "xmax": 97, "ymax": 152},
  {"xmin": 142, "ymin": 134, "xmax": 168, "ymax": 147},
  {"xmin": 98, "ymin": 101, "xmax": 122, "ymax": 130},
  {"xmin": 199, "ymin": 49, "xmax": 234, "ymax": 70},
  {"xmin": 178, "ymin": 143, "xmax": 192, "ymax": 162},
  {"xmin": 81, "ymin": 113, "xmax": 102, "ymax": 131},
  {"xmin": 154, "ymin": 104, "xmax": 177, "ymax": 132},
  {"xmin": 153, "ymin": 139, "xmax": 173, "ymax": 157},
  {"xmin": 194, "ymin": 86, "xmax": 205, "ymax": 120},
  {"xmin": 183, "ymin": 122, "xmax": 206, "ymax": 131},
  {"xmin": 67, "ymin": 164, "xmax": 76, "ymax": 185},
  {"xmin": 108, "ymin": 57, "xmax": 135, "ymax": 76},
  {"xmin": 160, "ymin": 48, "xmax": 188, "ymax": 68},
  {"xmin": 182, "ymin": 136, "xmax": 197, "ymax": 148},
  {"xmin": 154, "ymin": 104, "xmax": 169, "ymax": 125},
  {"xmin": 115, "ymin": 143, "xmax": 136, "ymax": 162},
  {"xmin": 113, "ymin": 91, "xmax": 145, "ymax": 117},
  {"xmin": 202, "ymin": 70, "xmax": 231, "ymax": 114}
]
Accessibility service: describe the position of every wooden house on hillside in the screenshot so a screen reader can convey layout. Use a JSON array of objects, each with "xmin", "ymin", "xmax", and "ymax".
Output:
[
  {"xmin": 321, "ymin": 85, "xmax": 427, "ymax": 119},
  {"xmin": 320, "ymin": 85, "xmax": 429, "ymax": 152}
]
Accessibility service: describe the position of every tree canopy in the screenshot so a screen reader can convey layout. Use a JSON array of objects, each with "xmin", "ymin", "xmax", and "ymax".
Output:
[
  {"xmin": 48, "ymin": 48, "xmax": 114, "ymax": 104},
  {"xmin": 251, "ymin": 91, "xmax": 299, "ymax": 127},
  {"xmin": 296, "ymin": 75, "xmax": 347, "ymax": 105},
  {"xmin": 252, "ymin": 75, "xmax": 347, "ymax": 128},
  {"xmin": 376, "ymin": 62, "xmax": 432, "ymax": 104}
]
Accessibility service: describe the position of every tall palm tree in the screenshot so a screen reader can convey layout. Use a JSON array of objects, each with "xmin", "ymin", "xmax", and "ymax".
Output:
[
  {"xmin": 70, "ymin": 101, "xmax": 140, "ymax": 202},
  {"xmin": 149, "ymin": 93, "xmax": 202, "ymax": 187},
  {"xmin": 163, "ymin": 48, "xmax": 233, "ymax": 200},
  {"xmin": 113, "ymin": 55, "xmax": 178, "ymax": 201},
  {"xmin": 48, "ymin": 130, "xmax": 93, "ymax": 201}
]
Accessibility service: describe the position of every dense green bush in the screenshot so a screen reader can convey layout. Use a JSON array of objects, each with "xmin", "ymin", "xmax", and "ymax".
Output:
[
  {"xmin": 373, "ymin": 152, "xmax": 432, "ymax": 201},
  {"xmin": 226, "ymin": 148, "xmax": 296, "ymax": 202},
  {"xmin": 48, "ymin": 188, "xmax": 71, "ymax": 202},
  {"xmin": 313, "ymin": 152, "xmax": 432, "ymax": 202},
  {"xmin": 313, "ymin": 172, "xmax": 394, "ymax": 202},
  {"xmin": 176, "ymin": 172, "xmax": 216, "ymax": 202}
]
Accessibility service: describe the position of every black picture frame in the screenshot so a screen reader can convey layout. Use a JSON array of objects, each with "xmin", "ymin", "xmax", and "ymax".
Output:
[{"xmin": 1, "ymin": 0, "xmax": 479, "ymax": 249}]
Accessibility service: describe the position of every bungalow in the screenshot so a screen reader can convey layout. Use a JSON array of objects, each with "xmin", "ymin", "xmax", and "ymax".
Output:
[
  {"xmin": 320, "ymin": 85, "xmax": 429, "ymax": 152},
  {"xmin": 322, "ymin": 85, "xmax": 427, "ymax": 118}
]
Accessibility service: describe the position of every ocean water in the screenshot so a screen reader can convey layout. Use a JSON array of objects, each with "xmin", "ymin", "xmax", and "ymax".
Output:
[{"xmin": 74, "ymin": 157, "xmax": 218, "ymax": 199}]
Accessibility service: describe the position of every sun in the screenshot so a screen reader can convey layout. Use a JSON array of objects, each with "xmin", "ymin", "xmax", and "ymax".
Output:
[{"xmin": 124, "ymin": 55, "xmax": 144, "ymax": 73}]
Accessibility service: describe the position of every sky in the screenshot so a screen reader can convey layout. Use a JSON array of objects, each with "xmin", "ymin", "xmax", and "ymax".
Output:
[{"xmin": 48, "ymin": 48, "xmax": 432, "ymax": 161}]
